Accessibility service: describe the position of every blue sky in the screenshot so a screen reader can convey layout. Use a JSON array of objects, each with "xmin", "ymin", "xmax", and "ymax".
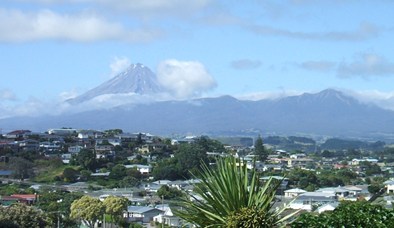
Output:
[{"xmin": 1, "ymin": 0, "xmax": 394, "ymax": 118}]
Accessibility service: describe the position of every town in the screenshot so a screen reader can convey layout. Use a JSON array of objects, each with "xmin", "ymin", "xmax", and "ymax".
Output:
[{"xmin": 1, "ymin": 128, "xmax": 394, "ymax": 227}]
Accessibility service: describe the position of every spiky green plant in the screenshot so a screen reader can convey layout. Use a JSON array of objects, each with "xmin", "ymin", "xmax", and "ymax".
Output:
[{"xmin": 175, "ymin": 157, "xmax": 295, "ymax": 227}]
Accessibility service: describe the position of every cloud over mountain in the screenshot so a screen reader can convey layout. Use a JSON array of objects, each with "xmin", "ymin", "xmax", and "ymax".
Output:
[{"xmin": 157, "ymin": 60, "xmax": 217, "ymax": 98}]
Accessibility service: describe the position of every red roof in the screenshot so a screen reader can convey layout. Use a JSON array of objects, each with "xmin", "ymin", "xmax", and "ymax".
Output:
[{"xmin": 11, "ymin": 194, "xmax": 37, "ymax": 200}]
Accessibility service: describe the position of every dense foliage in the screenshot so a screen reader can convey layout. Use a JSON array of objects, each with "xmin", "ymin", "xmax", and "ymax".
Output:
[
  {"xmin": 153, "ymin": 136, "xmax": 225, "ymax": 180},
  {"xmin": 291, "ymin": 201, "xmax": 394, "ymax": 228},
  {"xmin": 70, "ymin": 196, "xmax": 105, "ymax": 228},
  {"xmin": 287, "ymin": 168, "xmax": 358, "ymax": 191},
  {"xmin": 0, "ymin": 203, "xmax": 50, "ymax": 228}
]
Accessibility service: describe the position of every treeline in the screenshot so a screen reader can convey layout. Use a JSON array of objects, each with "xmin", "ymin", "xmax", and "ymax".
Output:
[{"xmin": 264, "ymin": 136, "xmax": 386, "ymax": 153}]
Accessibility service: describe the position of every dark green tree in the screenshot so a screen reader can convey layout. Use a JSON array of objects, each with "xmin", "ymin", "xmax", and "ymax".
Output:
[
  {"xmin": 254, "ymin": 135, "xmax": 268, "ymax": 162},
  {"xmin": 8, "ymin": 157, "xmax": 34, "ymax": 180},
  {"xmin": 157, "ymin": 185, "xmax": 184, "ymax": 200},
  {"xmin": 62, "ymin": 167, "xmax": 79, "ymax": 182},
  {"xmin": 109, "ymin": 164, "xmax": 127, "ymax": 180},
  {"xmin": 76, "ymin": 149, "xmax": 96, "ymax": 171}
]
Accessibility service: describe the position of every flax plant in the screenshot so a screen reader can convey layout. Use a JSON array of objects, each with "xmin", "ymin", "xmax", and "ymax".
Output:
[{"xmin": 175, "ymin": 157, "xmax": 295, "ymax": 227}]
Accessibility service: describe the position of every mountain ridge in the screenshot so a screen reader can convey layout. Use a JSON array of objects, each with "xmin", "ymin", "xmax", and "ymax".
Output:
[{"xmin": 1, "ymin": 89, "xmax": 394, "ymax": 141}]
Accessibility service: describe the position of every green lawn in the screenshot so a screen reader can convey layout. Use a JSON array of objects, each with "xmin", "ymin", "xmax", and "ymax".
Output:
[{"xmin": 33, "ymin": 163, "xmax": 79, "ymax": 183}]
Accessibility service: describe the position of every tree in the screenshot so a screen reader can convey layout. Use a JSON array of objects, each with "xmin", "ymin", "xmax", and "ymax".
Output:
[
  {"xmin": 103, "ymin": 196, "xmax": 128, "ymax": 226},
  {"xmin": 157, "ymin": 185, "xmax": 184, "ymax": 200},
  {"xmin": 109, "ymin": 164, "xmax": 127, "ymax": 180},
  {"xmin": 175, "ymin": 157, "xmax": 295, "ymax": 227},
  {"xmin": 8, "ymin": 157, "xmax": 34, "ymax": 180},
  {"xmin": 76, "ymin": 149, "xmax": 96, "ymax": 171},
  {"xmin": 291, "ymin": 201, "xmax": 394, "ymax": 227},
  {"xmin": 80, "ymin": 170, "xmax": 92, "ymax": 181},
  {"xmin": 254, "ymin": 135, "xmax": 268, "ymax": 162},
  {"xmin": 70, "ymin": 196, "xmax": 105, "ymax": 228},
  {"xmin": 62, "ymin": 167, "xmax": 79, "ymax": 182},
  {"xmin": 38, "ymin": 190, "xmax": 83, "ymax": 227},
  {"xmin": 0, "ymin": 203, "xmax": 49, "ymax": 228}
]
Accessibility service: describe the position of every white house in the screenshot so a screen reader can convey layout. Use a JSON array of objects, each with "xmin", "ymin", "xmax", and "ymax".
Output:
[
  {"xmin": 284, "ymin": 188, "xmax": 307, "ymax": 198},
  {"xmin": 289, "ymin": 192, "xmax": 337, "ymax": 211},
  {"xmin": 153, "ymin": 204, "xmax": 183, "ymax": 227},
  {"xmin": 384, "ymin": 180, "xmax": 394, "ymax": 194},
  {"xmin": 124, "ymin": 164, "xmax": 152, "ymax": 174},
  {"xmin": 124, "ymin": 206, "xmax": 163, "ymax": 223}
]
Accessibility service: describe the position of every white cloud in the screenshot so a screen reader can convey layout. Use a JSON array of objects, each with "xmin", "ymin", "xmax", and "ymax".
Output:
[
  {"xmin": 58, "ymin": 89, "xmax": 80, "ymax": 101},
  {"xmin": 344, "ymin": 89, "xmax": 394, "ymax": 110},
  {"xmin": 247, "ymin": 22, "xmax": 379, "ymax": 42},
  {"xmin": 110, "ymin": 57, "xmax": 131, "ymax": 77},
  {"xmin": 157, "ymin": 60, "xmax": 217, "ymax": 99},
  {"xmin": 14, "ymin": 0, "xmax": 212, "ymax": 18},
  {"xmin": 235, "ymin": 90, "xmax": 304, "ymax": 101},
  {"xmin": 0, "ymin": 8, "xmax": 162, "ymax": 42},
  {"xmin": 0, "ymin": 89, "xmax": 17, "ymax": 101},
  {"xmin": 338, "ymin": 53, "xmax": 394, "ymax": 78}
]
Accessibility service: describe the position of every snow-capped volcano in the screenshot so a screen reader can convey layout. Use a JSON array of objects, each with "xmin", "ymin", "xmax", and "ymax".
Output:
[{"xmin": 67, "ymin": 63, "xmax": 163, "ymax": 104}]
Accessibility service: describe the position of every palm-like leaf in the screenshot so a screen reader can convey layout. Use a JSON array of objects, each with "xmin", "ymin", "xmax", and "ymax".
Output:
[{"xmin": 175, "ymin": 157, "xmax": 290, "ymax": 227}]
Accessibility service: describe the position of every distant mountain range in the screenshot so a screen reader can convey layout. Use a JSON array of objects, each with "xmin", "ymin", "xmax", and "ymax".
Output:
[
  {"xmin": 1, "ymin": 63, "xmax": 394, "ymax": 140},
  {"xmin": 1, "ymin": 89, "xmax": 394, "ymax": 140}
]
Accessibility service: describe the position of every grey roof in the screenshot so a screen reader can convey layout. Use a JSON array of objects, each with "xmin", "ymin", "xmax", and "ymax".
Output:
[
  {"xmin": 295, "ymin": 192, "xmax": 337, "ymax": 202},
  {"xmin": 127, "ymin": 206, "xmax": 163, "ymax": 214},
  {"xmin": 0, "ymin": 170, "xmax": 13, "ymax": 176}
]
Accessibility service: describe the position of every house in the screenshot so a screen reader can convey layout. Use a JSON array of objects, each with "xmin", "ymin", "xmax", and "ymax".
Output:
[
  {"xmin": 95, "ymin": 145, "xmax": 114, "ymax": 158},
  {"xmin": 18, "ymin": 139, "xmax": 40, "ymax": 152},
  {"xmin": 9, "ymin": 194, "xmax": 38, "ymax": 205},
  {"xmin": 316, "ymin": 202, "xmax": 339, "ymax": 214},
  {"xmin": 384, "ymin": 180, "xmax": 394, "ymax": 194},
  {"xmin": 276, "ymin": 149, "xmax": 289, "ymax": 156},
  {"xmin": 39, "ymin": 141, "xmax": 61, "ymax": 153},
  {"xmin": 290, "ymin": 153, "xmax": 306, "ymax": 159},
  {"xmin": 351, "ymin": 158, "xmax": 379, "ymax": 166},
  {"xmin": 145, "ymin": 180, "xmax": 171, "ymax": 193},
  {"xmin": 343, "ymin": 185, "xmax": 363, "ymax": 197},
  {"xmin": 153, "ymin": 204, "xmax": 183, "ymax": 227},
  {"xmin": 260, "ymin": 176, "xmax": 288, "ymax": 192},
  {"xmin": 91, "ymin": 172, "xmax": 110, "ymax": 178},
  {"xmin": 0, "ymin": 170, "xmax": 13, "ymax": 178},
  {"xmin": 287, "ymin": 158, "xmax": 314, "ymax": 169},
  {"xmin": 124, "ymin": 206, "xmax": 163, "ymax": 223},
  {"xmin": 316, "ymin": 187, "xmax": 350, "ymax": 199},
  {"xmin": 284, "ymin": 188, "xmax": 307, "ymax": 198},
  {"xmin": 124, "ymin": 164, "xmax": 152, "ymax": 174},
  {"xmin": 77, "ymin": 130, "xmax": 103, "ymax": 139},
  {"xmin": 48, "ymin": 128, "xmax": 77, "ymax": 136},
  {"xmin": 68, "ymin": 145, "xmax": 83, "ymax": 153},
  {"xmin": 61, "ymin": 153, "xmax": 72, "ymax": 164},
  {"xmin": 168, "ymin": 180, "xmax": 188, "ymax": 190},
  {"xmin": 289, "ymin": 192, "xmax": 337, "ymax": 211},
  {"xmin": 3, "ymin": 130, "xmax": 31, "ymax": 139}
]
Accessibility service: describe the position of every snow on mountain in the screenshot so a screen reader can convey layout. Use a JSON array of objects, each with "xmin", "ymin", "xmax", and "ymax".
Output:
[{"xmin": 67, "ymin": 63, "xmax": 164, "ymax": 104}]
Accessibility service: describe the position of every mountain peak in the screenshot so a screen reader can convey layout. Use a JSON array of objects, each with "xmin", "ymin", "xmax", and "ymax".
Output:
[{"xmin": 67, "ymin": 63, "xmax": 164, "ymax": 104}]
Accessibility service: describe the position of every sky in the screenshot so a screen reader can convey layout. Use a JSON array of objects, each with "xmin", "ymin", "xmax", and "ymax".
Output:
[{"xmin": 2, "ymin": 0, "xmax": 394, "ymax": 118}]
